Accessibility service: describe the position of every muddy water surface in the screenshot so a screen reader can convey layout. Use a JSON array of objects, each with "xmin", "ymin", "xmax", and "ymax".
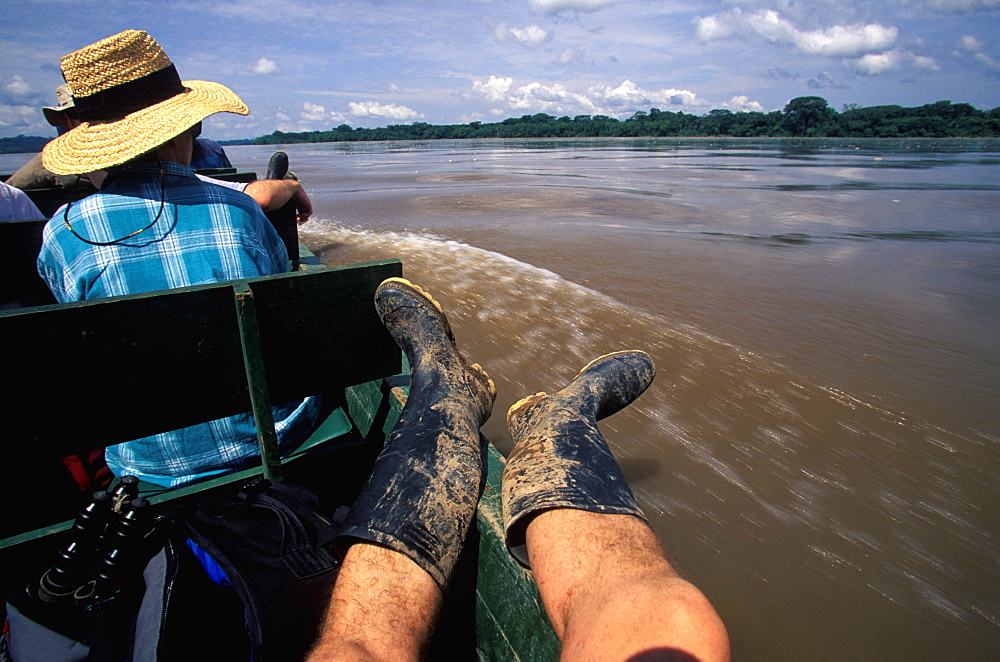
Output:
[{"xmin": 218, "ymin": 137, "xmax": 1000, "ymax": 661}]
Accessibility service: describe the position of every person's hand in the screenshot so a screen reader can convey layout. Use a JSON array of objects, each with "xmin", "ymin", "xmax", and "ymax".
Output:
[{"xmin": 293, "ymin": 183, "xmax": 312, "ymax": 224}]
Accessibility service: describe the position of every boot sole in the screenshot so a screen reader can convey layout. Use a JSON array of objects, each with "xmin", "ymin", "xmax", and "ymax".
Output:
[
  {"xmin": 376, "ymin": 277, "xmax": 496, "ymax": 408},
  {"xmin": 375, "ymin": 277, "xmax": 454, "ymax": 343},
  {"xmin": 266, "ymin": 150, "xmax": 289, "ymax": 180}
]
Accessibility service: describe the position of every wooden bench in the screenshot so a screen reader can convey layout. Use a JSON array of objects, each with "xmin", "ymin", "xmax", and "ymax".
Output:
[{"xmin": 0, "ymin": 259, "xmax": 403, "ymax": 545}]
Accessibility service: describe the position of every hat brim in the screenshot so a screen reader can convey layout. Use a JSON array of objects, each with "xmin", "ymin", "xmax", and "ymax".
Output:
[
  {"xmin": 42, "ymin": 80, "xmax": 249, "ymax": 175},
  {"xmin": 42, "ymin": 104, "xmax": 74, "ymax": 127}
]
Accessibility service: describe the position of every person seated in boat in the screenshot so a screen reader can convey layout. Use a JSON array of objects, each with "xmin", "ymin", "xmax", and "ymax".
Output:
[
  {"xmin": 309, "ymin": 277, "xmax": 730, "ymax": 662},
  {"xmin": 7, "ymin": 84, "xmax": 312, "ymax": 220},
  {"xmin": 35, "ymin": 30, "xmax": 321, "ymax": 488},
  {"xmin": 190, "ymin": 136, "xmax": 233, "ymax": 170},
  {"xmin": 4, "ymin": 84, "xmax": 96, "ymax": 192},
  {"xmin": 0, "ymin": 181, "xmax": 44, "ymax": 222}
]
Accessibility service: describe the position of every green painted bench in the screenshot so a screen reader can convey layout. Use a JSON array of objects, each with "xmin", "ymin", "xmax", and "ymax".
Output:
[
  {"xmin": 0, "ymin": 259, "xmax": 402, "ymax": 540},
  {"xmin": 0, "ymin": 258, "xmax": 558, "ymax": 659}
]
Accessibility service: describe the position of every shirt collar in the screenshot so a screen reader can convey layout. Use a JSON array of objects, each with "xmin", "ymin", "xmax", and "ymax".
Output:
[{"xmin": 103, "ymin": 160, "xmax": 196, "ymax": 187}]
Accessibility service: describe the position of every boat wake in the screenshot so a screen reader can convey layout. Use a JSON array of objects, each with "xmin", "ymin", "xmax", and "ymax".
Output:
[{"xmin": 300, "ymin": 218, "xmax": 1000, "ymax": 647}]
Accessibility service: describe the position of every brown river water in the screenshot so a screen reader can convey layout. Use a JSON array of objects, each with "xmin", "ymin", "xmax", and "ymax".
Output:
[{"xmin": 7, "ymin": 137, "xmax": 998, "ymax": 660}]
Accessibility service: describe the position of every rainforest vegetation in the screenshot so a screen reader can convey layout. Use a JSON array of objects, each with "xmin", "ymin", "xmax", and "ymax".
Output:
[
  {"xmin": 4, "ymin": 97, "xmax": 999, "ymax": 154},
  {"xmin": 252, "ymin": 97, "xmax": 1000, "ymax": 145}
]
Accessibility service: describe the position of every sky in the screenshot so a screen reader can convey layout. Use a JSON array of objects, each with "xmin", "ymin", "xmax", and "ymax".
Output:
[{"xmin": 2, "ymin": 0, "xmax": 999, "ymax": 141}]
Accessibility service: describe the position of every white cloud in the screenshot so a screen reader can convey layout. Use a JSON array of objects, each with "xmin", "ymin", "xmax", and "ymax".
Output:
[
  {"xmin": 555, "ymin": 48, "xmax": 585, "ymax": 66},
  {"xmin": 725, "ymin": 95, "xmax": 765, "ymax": 112},
  {"xmin": 458, "ymin": 111, "xmax": 486, "ymax": 123},
  {"xmin": 473, "ymin": 76, "xmax": 514, "ymax": 103},
  {"xmin": 348, "ymin": 101, "xmax": 422, "ymax": 121},
  {"xmin": 0, "ymin": 77, "xmax": 43, "ymax": 129},
  {"xmin": 251, "ymin": 58, "xmax": 280, "ymax": 75},
  {"xmin": 924, "ymin": 0, "xmax": 1000, "ymax": 12},
  {"xmin": 275, "ymin": 109, "xmax": 296, "ymax": 132},
  {"xmin": 473, "ymin": 76, "xmax": 730, "ymax": 117},
  {"xmin": 796, "ymin": 24, "xmax": 897, "ymax": 57},
  {"xmin": 958, "ymin": 35, "xmax": 984, "ymax": 52},
  {"xmin": 851, "ymin": 51, "xmax": 904, "ymax": 75},
  {"xmin": 696, "ymin": 9, "xmax": 897, "ymax": 58},
  {"xmin": 0, "ymin": 103, "xmax": 38, "ymax": 129},
  {"xmin": 975, "ymin": 52, "xmax": 1000, "ymax": 71},
  {"xmin": 301, "ymin": 102, "xmax": 327, "ymax": 122},
  {"xmin": 528, "ymin": 0, "xmax": 617, "ymax": 14},
  {"xmin": 275, "ymin": 102, "xmax": 349, "ymax": 130},
  {"xmin": 590, "ymin": 80, "xmax": 705, "ymax": 109},
  {"xmin": 3, "ymin": 75, "xmax": 34, "ymax": 100},
  {"xmin": 849, "ymin": 50, "xmax": 940, "ymax": 75},
  {"xmin": 495, "ymin": 23, "xmax": 549, "ymax": 46},
  {"xmin": 506, "ymin": 81, "xmax": 598, "ymax": 112},
  {"xmin": 473, "ymin": 76, "xmax": 597, "ymax": 114},
  {"xmin": 695, "ymin": 15, "xmax": 733, "ymax": 42},
  {"xmin": 753, "ymin": 10, "xmax": 897, "ymax": 56}
]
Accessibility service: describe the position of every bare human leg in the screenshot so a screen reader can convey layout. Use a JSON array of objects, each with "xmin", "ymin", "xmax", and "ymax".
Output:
[
  {"xmin": 309, "ymin": 278, "xmax": 495, "ymax": 661},
  {"xmin": 503, "ymin": 351, "xmax": 729, "ymax": 662},
  {"xmin": 526, "ymin": 510, "xmax": 729, "ymax": 662}
]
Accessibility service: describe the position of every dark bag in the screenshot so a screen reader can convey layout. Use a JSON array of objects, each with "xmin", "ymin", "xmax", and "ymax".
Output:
[
  {"xmin": 4, "ymin": 478, "xmax": 344, "ymax": 662},
  {"xmin": 170, "ymin": 478, "xmax": 345, "ymax": 661}
]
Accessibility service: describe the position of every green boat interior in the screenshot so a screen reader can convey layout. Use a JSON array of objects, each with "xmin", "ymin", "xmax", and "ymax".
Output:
[{"xmin": 0, "ymin": 172, "xmax": 561, "ymax": 660}]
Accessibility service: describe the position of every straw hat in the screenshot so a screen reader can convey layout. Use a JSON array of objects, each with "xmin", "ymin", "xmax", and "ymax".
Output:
[{"xmin": 42, "ymin": 30, "xmax": 249, "ymax": 175}]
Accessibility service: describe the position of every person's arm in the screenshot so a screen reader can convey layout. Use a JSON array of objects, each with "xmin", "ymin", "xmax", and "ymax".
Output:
[
  {"xmin": 243, "ymin": 179, "xmax": 313, "ymax": 222},
  {"xmin": 1, "ymin": 182, "xmax": 44, "ymax": 221}
]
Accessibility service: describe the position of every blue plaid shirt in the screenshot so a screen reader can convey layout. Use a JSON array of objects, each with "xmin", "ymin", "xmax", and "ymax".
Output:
[{"xmin": 38, "ymin": 161, "xmax": 320, "ymax": 487}]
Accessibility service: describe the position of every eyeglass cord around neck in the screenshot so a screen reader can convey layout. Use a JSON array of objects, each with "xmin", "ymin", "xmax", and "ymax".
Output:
[{"xmin": 64, "ymin": 162, "xmax": 168, "ymax": 246}]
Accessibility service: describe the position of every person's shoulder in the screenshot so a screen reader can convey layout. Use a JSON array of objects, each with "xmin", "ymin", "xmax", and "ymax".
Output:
[
  {"xmin": 0, "ymin": 181, "xmax": 21, "ymax": 196},
  {"xmin": 1, "ymin": 181, "xmax": 44, "ymax": 221},
  {"xmin": 5, "ymin": 153, "xmax": 49, "ymax": 189}
]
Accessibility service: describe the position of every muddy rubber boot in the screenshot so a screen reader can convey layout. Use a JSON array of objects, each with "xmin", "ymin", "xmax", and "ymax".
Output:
[
  {"xmin": 338, "ymin": 278, "xmax": 496, "ymax": 588},
  {"xmin": 502, "ymin": 350, "xmax": 655, "ymax": 567}
]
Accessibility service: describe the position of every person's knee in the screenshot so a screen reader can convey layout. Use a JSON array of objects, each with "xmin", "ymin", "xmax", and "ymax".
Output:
[{"xmin": 563, "ymin": 576, "xmax": 729, "ymax": 661}]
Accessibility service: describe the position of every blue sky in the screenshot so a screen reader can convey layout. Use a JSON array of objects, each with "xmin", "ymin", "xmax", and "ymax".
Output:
[{"xmin": 2, "ymin": 0, "xmax": 999, "ymax": 140}]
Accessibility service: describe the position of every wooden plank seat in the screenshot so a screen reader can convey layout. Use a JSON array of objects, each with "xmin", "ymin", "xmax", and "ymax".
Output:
[{"xmin": 0, "ymin": 258, "xmax": 403, "ymax": 546}]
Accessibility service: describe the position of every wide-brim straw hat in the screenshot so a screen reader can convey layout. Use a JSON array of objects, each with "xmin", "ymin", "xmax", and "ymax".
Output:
[{"xmin": 42, "ymin": 30, "xmax": 248, "ymax": 175}]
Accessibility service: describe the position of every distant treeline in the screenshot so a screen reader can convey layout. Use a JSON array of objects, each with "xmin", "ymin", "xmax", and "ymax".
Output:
[
  {"xmin": 0, "ymin": 133, "xmax": 254, "ymax": 154},
  {"xmin": 3, "ymin": 97, "xmax": 998, "ymax": 155},
  {"xmin": 0, "ymin": 135, "xmax": 50, "ymax": 155},
  {"xmin": 254, "ymin": 97, "xmax": 1000, "ymax": 145}
]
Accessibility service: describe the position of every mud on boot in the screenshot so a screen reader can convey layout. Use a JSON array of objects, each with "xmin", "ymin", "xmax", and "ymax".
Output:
[
  {"xmin": 502, "ymin": 350, "xmax": 655, "ymax": 567},
  {"xmin": 337, "ymin": 278, "xmax": 495, "ymax": 587},
  {"xmin": 374, "ymin": 277, "xmax": 495, "ymax": 425}
]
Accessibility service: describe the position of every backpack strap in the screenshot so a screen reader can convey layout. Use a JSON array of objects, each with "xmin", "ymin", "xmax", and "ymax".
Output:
[{"xmin": 174, "ymin": 479, "xmax": 344, "ymax": 661}]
